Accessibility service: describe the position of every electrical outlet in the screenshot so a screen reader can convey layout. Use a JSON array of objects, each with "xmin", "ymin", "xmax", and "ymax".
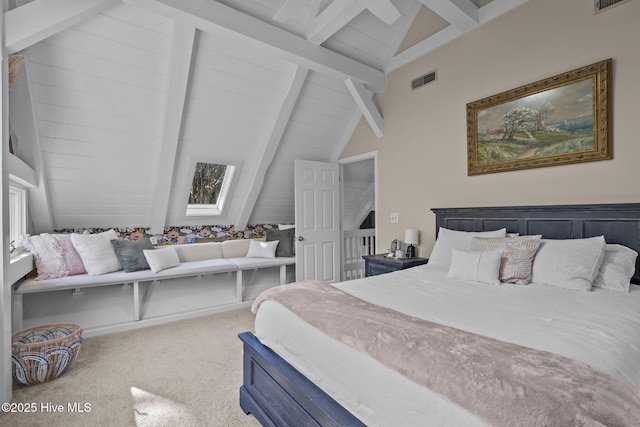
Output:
[{"xmin": 390, "ymin": 212, "xmax": 399, "ymax": 223}]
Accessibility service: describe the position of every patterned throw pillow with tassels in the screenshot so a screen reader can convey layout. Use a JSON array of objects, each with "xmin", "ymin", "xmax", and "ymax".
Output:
[{"xmin": 471, "ymin": 235, "xmax": 542, "ymax": 285}]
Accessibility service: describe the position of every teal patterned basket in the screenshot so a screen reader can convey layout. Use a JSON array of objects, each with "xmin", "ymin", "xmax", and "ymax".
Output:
[{"xmin": 11, "ymin": 323, "xmax": 83, "ymax": 386}]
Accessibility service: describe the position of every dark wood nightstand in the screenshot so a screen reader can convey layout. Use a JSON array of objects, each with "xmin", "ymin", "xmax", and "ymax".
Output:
[{"xmin": 363, "ymin": 254, "xmax": 428, "ymax": 277}]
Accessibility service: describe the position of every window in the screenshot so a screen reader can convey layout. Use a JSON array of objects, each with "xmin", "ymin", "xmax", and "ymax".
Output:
[
  {"xmin": 186, "ymin": 162, "xmax": 236, "ymax": 216},
  {"xmin": 9, "ymin": 183, "xmax": 27, "ymax": 253}
]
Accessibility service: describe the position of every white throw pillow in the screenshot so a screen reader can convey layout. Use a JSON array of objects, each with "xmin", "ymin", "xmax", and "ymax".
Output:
[
  {"xmin": 222, "ymin": 239, "xmax": 251, "ymax": 258},
  {"xmin": 446, "ymin": 249, "xmax": 503, "ymax": 285},
  {"xmin": 530, "ymin": 236, "xmax": 606, "ymax": 292},
  {"xmin": 471, "ymin": 235, "xmax": 542, "ymax": 285},
  {"xmin": 174, "ymin": 243, "xmax": 223, "ymax": 262},
  {"xmin": 592, "ymin": 244, "xmax": 638, "ymax": 292},
  {"xmin": 429, "ymin": 227, "xmax": 507, "ymax": 269},
  {"xmin": 143, "ymin": 246, "xmax": 180, "ymax": 273},
  {"xmin": 246, "ymin": 240, "xmax": 279, "ymax": 258},
  {"xmin": 70, "ymin": 229, "xmax": 122, "ymax": 275}
]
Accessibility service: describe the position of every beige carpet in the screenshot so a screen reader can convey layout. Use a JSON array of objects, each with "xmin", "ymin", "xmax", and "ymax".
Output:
[{"xmin": 1, "ymin": 308, "xmax": 261, "ymax": 427}]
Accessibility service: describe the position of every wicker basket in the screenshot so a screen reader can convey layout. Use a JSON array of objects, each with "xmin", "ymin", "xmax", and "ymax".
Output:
[{"xmin": 11, "ymin": 322, "xmax": 83, "ymax": 386}]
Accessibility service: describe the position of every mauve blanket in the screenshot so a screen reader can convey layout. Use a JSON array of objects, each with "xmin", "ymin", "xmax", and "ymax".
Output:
[{"xmin": 252, "ymin": 280, "xmax": 640, "ymax": 426}]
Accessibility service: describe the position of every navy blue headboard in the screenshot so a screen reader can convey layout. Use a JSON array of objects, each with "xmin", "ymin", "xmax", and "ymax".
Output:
[{"xmin": 432, "ymin": 203, "xmax": 640, "ymax": 284}]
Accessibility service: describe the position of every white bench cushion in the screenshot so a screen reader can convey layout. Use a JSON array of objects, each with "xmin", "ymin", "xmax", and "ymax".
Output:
[
  {"xmin": 230, "ymin": 257, "xmax": 295, "ymax": 269},
  {"xmin": 16, "ymin": 257, "xmax": 294, "ymax": 294}
]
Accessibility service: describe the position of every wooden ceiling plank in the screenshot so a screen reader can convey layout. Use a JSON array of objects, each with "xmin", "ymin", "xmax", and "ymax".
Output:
[
  {"xmin": 418, "ymin": 0, "xmax": 479, "ymax": 31},
  {"xmin": 235, "ymin": 65, "xmax": 310, "ymax": 232},
  {"xmin": 149, "ymin": 23, "xmax": 196, "ymax": 234},
  {"xmin": 345, "ymin": 78, "xmax": 383, "ymax": 138},
  {"xmin": 125, "ymin": 0, "xmax": 385, "ymax": 92},
  {"xmin": 4, "ymin": 0, "xmax": 121, "ymax": 54}
]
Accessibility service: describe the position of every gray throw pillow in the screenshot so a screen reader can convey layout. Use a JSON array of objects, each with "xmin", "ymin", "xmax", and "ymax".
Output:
[
  {"xmin": 110, "ymin": 237, "xmax": 154, "ymax": 272},
  {"xmin": 266, "ymin": 228, "xmax": 295, "ymax": 257}
]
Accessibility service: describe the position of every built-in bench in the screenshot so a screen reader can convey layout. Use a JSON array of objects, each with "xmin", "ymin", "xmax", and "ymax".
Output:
[{"xmin": 13, "ymin": 239, "xmax": 295, "ymax": 334}]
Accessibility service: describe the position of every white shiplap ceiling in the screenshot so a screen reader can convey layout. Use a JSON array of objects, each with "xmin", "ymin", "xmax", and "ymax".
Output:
[{"xmin": 6, "ymin": 0, "xmax": 527, "ymax": 233}]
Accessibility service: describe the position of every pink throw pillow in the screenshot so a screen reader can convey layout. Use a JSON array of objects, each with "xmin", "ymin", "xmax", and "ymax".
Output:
[
  {"xmin": 53, "ymin": 234, "xmax": 86, "ymax": 276},
  {"xmin": 22, "ymin": 233, "xmax": 86, "ymax": 280},
  {"xmin": 22, "ymin": 234, "xmax": 66, "ymax": 280}
]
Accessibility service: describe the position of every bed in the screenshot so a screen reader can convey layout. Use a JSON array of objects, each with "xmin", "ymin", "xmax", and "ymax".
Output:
[{"xmin": 239, "ymin": 203, "xmax": 640, "ymax": 426}]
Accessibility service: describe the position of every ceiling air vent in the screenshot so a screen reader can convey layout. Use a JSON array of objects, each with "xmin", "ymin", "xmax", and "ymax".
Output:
[
  {"xmin": 411, "ymin": 70, "xmax": 437, "ymax": 91},
  {"xmin": 595, "ymin": 0, "xmax": 634, "ymax": 13}
]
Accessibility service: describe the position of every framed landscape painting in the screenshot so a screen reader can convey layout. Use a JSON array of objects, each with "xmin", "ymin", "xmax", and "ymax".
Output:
[{"xmin": 467, "ymin": 59, "xmax": 611, "ymax": 175}]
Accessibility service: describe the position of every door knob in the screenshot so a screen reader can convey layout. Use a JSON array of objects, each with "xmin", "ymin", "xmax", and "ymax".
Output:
[{"xmin": 296, "ymin": 236, "xmax": 304, "ymax": 241}]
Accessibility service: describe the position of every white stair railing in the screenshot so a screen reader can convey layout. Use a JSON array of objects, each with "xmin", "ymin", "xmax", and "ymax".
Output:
[{"xmin": 342, "ymin": 229, "xmax": 376, "ymax": 281}]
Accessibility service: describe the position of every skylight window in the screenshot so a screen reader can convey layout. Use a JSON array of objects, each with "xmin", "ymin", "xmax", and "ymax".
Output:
[{"xmin": 186, "ymin": 162, "xmax": 236, "ymax": 216}]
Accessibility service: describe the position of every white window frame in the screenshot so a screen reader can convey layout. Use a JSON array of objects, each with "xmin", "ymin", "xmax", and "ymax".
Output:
[
  {"xmin": 185, "ymin": 159, "xmax": 242, "ymax": 217},
  {"xmin": 9, "ymin": 182, "xmax": 27, "ymax": 255}
]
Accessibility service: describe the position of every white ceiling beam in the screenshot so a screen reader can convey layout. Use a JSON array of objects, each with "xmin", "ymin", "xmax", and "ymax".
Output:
[
  {"xmin": 479, "ymin": 0, "xmax": 529, "ymax": 22},
  {"xmin": 307, "ymin": 0, "xmax": 401, "ymax": 45},
  {"xmin": 307, "ymin": 0, "xmax": 364, "ymax": 44},
  {"xmin": 7, "ymin": 155, "xmax": 36, "ymax": 189},
  {"xmin": 310, "ymin": 0, "xmax": 326, "ymax": 18},
  {"xmin": 366, "ymin": 0, "xmax": 402, "ymax": 25},
  {"xmin": 149, "ymin": 23, "xmax": 196, "ymax": 235},
  {"xmin": 345, "ymin": 78, "xmax": 383, "ymax": 138},
  {"xmin": 304, "ymin": 0, "xmax": 398, "ymax": 136},
  {"xmin": 4, "ymin": 0, "xmax": 121, "ymax": 54},
  {"xmin": 418, "ymin": 0, "xmax": 479, "ymax": 32},
  {"xmin": 125, "ymin": 0, "xmax": 386, "ymax": 92},
  {"xmin": 386, "ymin": 25, "xmax": 462, "ymax": 72},
  {"xmin": 273, "ymin": 0, "xmax": 303, "ymax": 23},
  {"xmin": 235, "ymin": 66, "xmax": 309, "ymax": 232},
  {"xmin": 387, "ymin": 0, "xmax": 529, "ymax": 72},
  {"xmin": 13, "ymin": 57, "xmax": 54, "ymax": 233},
  {"xmin": 383, "ymin": 0, "xmax": 421, "ymax": 70},
  {"xmin": 305, "ymin": 0, "xmax": 395, "ymax": 136}
]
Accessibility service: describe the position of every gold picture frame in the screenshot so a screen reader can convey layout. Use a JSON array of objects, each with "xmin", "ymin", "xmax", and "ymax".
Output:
[{"xmin": 466, "ymin": 59, "xmax": 612, "ymax": 176}]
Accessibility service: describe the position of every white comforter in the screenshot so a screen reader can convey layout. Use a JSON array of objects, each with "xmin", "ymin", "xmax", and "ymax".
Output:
[{"xmin": 254, "ymin": 265, "xmax": 640, "ymax": 426}]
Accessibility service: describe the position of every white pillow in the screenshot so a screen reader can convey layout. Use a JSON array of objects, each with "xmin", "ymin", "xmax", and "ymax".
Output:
[
  {"xmin": 70, "ymin": 229, "xmax": 122, "ymax": 275},
  {"xmin": 429, "ymin": 227, "xmax": 507, "ymax": 269},
  {"xmin": 530, "ymin": 236, "xmax": 606, "ymax": 292},
  {"xmin": 246, "ymin": 240, "xmax": 279, "ymax": 258},
  {"xmin": 592, "ymin": 244, "xmax": 638, "ymax": 292},
  {"xmin": 174, "ymin": 242, "xmax": 223, "ymax": 262},
  {"xmin": 143, "ymin": 246, "xmax": 180, "ymax": 273},
  {"xmin": 222, "ymin": 239, "xmax": 251, "ymax": 258},
  {"xmin": 446, "ymin": 249, "xmax": 503, "ymax": 285}
]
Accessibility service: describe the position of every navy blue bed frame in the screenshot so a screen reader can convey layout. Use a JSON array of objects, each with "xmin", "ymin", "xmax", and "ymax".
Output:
[{"xmin": 239, "ymin": 203, "xmax": 640, "ymax": 425}]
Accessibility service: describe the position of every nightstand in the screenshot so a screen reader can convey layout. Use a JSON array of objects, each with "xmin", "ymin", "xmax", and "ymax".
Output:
[{"xmin": 363, "ymin": 254, "xmax": 428, "ymax": 277}]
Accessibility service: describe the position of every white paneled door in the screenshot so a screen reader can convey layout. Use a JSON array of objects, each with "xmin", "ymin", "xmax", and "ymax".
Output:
[{"xmin": 294, "ymin": 160, "xmax": 341, "ymax": 283}]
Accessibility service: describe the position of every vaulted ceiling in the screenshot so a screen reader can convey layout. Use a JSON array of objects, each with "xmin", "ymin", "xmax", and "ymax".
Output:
[{"xmin": 6, "ymin": 0, "xmax": 527, "ymax": 234}]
